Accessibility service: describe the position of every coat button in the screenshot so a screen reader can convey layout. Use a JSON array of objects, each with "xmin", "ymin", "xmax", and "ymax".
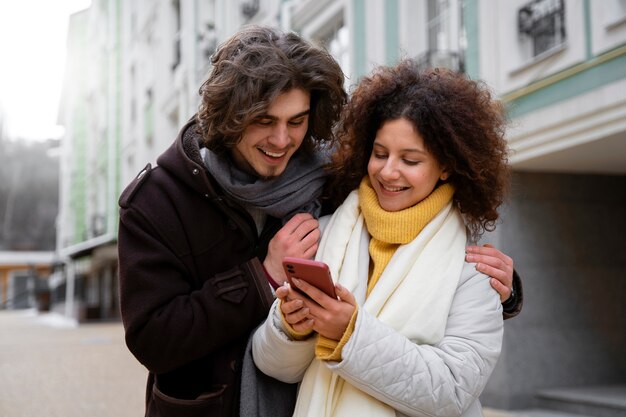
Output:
[{"xmin": 192, "ymin": 168, "xmax": 200, "ymax": 175}]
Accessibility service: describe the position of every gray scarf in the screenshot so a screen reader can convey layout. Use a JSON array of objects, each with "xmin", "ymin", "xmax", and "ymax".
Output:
[{"xmin": 203, "ymin": 148, "xmax": 329, "ymax": 222}]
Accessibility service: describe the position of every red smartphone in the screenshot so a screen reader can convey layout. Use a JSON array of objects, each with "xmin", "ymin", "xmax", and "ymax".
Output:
[{"xmin": 282, "ymin": 257, "xmax": 337, "ymax": 299}]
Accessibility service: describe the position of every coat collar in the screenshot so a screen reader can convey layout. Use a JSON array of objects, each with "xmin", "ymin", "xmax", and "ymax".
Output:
[{"xmin": 157, "ymin": 116, "xmax": 220, "ymax": 198}]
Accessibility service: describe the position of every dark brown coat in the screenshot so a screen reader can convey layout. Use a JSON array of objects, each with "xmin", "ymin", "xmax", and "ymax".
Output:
[{"xmin": 118, "ymin": 119, "xmax": 277, "ymax": 417}]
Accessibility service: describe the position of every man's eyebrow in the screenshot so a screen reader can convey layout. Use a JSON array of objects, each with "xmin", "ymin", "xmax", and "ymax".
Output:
[
  {"xmin": 258, "ymin": 109, "xmax": 310, "ymax": 120},
  {"xmin": 290, "ymin": 109, "xmax": 310, "ymax": 119}
]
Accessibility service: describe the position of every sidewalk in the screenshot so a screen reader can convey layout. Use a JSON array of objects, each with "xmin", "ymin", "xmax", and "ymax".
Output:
[{"xmin": 0, "ymin": 309, "xmax": 146, "ymax": 417}]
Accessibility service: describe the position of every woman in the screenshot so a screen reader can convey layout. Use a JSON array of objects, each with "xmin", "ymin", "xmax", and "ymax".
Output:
[{"xmin": 252, "ymin": 60, "xmax": 510, "ymax": 417}]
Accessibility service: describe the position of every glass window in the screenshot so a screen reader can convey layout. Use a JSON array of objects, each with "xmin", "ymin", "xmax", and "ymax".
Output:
[
  {"xmin": 418, "ymin": 0, "xmax": 463, "ymax": 72},
  {"xmin": 518, "ymin": 0, "xmax": 566, "ymax": 58},
  {"xmin": 315, "ymin": 16, "xmax": 350, "ymax": 86}
]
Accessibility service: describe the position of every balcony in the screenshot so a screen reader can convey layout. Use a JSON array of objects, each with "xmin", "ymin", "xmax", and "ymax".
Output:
[{"xmin": 415, "ymin": 49, "xmax": 464, "ymax": 73}]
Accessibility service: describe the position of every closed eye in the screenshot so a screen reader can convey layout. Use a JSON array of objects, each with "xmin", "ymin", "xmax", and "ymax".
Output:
[
  {"xmin": 254, "ymin": 118, "xmax": 274, "ymax": 126},
  {"xmin": 288, "ymin": 117, "xmax": 307, "ymax": 127}
]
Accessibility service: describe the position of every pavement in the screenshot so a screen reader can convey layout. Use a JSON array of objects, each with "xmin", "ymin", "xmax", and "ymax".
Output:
[
  {"xmin": 0, "ymin": 309, "xmax": 601, "ymax": 417},
  {"xmin": 0, "ymin": 309, "xmax": 147, "ymax": 417},
  {"xmin": 2, "ymin": 310, "xmax": 509, "ymax": 417}
]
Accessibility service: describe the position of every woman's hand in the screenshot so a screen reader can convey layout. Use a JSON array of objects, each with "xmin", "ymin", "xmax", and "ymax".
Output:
[
  {"xmin": 263, "ymin": 213, "xmax": 320, "ymax": 285},
  {"xmin": 276, "ymin": 284, "xmax": 314, "ymax": 333},
  {"xmin": 289, "ymin": 278, "xmax": 357, "ymax": 341},
  {"xmin": 466, "ymin": 243, "xmax": 514, "ymax": 302}
]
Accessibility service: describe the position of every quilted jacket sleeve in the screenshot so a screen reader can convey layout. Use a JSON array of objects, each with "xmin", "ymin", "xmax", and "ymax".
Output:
[
  {"xmin": 326, "ymin": 263, "xmax": 503, "ymax": 417},
  {"xmin": 252, "ymin": 299, "xmax": 317, "ymax": 383}
]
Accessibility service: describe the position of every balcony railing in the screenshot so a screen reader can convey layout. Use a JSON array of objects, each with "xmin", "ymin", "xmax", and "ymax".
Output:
[{"xmin": 416, "ymin": 50, "xmax": 464, "ymax": 73}]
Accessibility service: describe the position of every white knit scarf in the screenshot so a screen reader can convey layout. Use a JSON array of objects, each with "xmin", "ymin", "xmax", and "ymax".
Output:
[{"xmin": 293, "ymin": 189, "xmax": 467, "ymax": 417}]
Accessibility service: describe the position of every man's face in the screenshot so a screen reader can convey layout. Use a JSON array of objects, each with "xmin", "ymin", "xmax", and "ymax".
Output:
[{"xmin": 232, "ymin": 88, "xmax": 311, "ymax": 179}]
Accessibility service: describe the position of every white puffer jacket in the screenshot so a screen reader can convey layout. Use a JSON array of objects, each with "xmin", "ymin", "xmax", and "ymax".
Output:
[{"xmin": 252, "ymin": 260, "xmax": 503, "ymax": 417}]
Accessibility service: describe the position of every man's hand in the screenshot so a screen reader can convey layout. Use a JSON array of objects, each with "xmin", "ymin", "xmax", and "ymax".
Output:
[
  {"xmin": 263, "ymin": 213, "xmax": 320, "ymax": 285},
  {"xmin": 466, "ymin": 243, "xmax": 514, "ymax": 302}
]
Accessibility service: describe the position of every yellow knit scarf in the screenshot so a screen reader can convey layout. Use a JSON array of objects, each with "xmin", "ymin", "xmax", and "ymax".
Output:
[{"xmin": 358, "ymin": 177, "xmax": 455, "ymax": 295}]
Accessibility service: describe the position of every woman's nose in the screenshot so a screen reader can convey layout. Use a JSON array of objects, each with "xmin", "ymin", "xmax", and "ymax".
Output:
[{"xmin": 380, "ymin": 159, "xmax": 400, "ymax": 179}]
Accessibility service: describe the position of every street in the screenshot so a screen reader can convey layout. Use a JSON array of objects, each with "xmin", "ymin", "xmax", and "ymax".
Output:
[{"xmin": 0, "ymin": 310, "xmax": 146, "ymax": 417}]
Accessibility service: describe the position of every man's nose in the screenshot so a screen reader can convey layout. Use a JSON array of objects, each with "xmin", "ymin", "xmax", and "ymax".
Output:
[{"xmin": 268, "ymin": 123, "xmax": 289, "ymax": 148}]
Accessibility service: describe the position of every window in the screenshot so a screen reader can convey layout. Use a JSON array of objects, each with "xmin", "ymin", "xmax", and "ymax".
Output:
[
  {"xmin": 417, "ymin": 0, "xmax": 464, "ymax": 72},
  {"xmin": 323, "ymin": 25, "xmax": 350, "ymax": 84},
  {"xmin": 605, "ymin": 0, "xmax": 626, "ymax": 29},
  {"xmin": 314, "ymin": 15, "xmax": 350, "ymax": 86},
  {"xmin": 241, "ymin": 0, "xmax": 260, "ymax": 20},
  {"xmin": 144, "ymin": 89, "xmax": 154, "ymax": 146},
  {"xmin": 130, "ymin": 66, "xmax": 136, "ymax": 123},
  {"xmin": 172, "ymin": 0, "xmax": 181, "ymax": 71},
  {"xmin": 427, "ymin": 0, "xmax": 451, "ymax": 51},
  {"xmin": 518, "ymin": 0, "xmax": 566, "ymax": 57}
]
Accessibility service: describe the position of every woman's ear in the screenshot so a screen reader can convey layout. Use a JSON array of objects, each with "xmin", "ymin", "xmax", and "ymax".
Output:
[{"xmin": 439, "ymin": 167, "xmax": 451, "ymax": 181}]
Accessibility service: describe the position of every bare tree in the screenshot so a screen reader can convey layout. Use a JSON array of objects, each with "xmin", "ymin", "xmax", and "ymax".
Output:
[{"xmin": 0, "ymin": 139, "xmax": 59, "ymax": 250}]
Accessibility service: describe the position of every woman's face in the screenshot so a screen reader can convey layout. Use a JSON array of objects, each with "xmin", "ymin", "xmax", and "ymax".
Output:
[{"xmin": 367, "ymin": 118, "xmax": 449, "ymax": 212}]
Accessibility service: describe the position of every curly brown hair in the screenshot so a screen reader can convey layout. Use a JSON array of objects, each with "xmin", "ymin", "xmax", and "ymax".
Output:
[
  {"xmin": 325, "ymin": 60, "xmax": 510, "ymax": 239},
  {"xmin": 196, "ymin": 25, "xmax": 347, "ymax": 155}
]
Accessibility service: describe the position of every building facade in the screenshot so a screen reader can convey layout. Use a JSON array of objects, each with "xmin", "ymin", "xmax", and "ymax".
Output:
[
  {"xmin": 56, "ymin": 1, "xmax": 121, "ymax": 321},
  {"xmin": 467, "ymin": 1, "xmax": 626, "ymax": 415},
  {"xmin": 56, "ymin": 0, "xmax": 625, "ymax": 414}
]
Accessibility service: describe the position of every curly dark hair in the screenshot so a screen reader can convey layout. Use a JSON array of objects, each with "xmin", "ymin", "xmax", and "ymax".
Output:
[
  {"xmin": 325, "ymin": 60, "xmax": 510, "ymax": 239},
  {"xmin": 196, "ymin": 25, "xmax": 347, "ymax": 155}
]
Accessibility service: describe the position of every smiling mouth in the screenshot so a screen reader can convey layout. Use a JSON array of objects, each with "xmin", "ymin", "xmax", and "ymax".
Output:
[
  {"xmin": 379, "ymin": 182, "xmax": 409, "ymax": 192},
  {"xmin": 258, "ymin": 148, "xmax": 287, "ymax": 158}
]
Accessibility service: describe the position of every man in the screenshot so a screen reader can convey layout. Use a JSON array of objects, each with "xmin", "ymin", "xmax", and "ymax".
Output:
[
  {"xmin": 118, "ymin": 26, "xmax": 346, "ymax": 417},
  {"xmin": 118, "ymin": 25, "xmax": 521, "ymax": 417}
]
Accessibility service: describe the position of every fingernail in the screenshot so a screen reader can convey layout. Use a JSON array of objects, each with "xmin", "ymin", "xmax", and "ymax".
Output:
[
  {"xmin": 466, "ymin": 254, "xmax": 475, "ymax": 262},
  {"xmin": 294, "ymin": 300, "xmax": 303, "ymax": 308}
]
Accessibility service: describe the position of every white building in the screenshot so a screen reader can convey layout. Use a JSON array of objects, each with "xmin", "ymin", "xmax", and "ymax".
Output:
[
  {"xmin": 119, "ymin": 0, "xmax": 284, "ymax": 185},
  {"xmin": 57, "ymin": 3, "xmax": 121, "ymax": 321},
  {"xmin": 282, "ymin": 2, "xmax": 626, "ymax": 412}
]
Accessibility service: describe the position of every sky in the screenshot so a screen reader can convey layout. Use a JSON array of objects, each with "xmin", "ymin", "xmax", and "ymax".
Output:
[{"xmin": 0, "ymin": 0, "xmax": 91, "ymax": 141}]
